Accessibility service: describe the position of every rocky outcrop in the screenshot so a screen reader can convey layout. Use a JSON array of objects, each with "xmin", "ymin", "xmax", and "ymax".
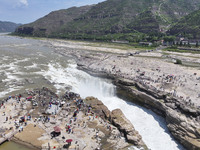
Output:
[
  {"xmin": 166, "ymin": 108, "xmax": 200, "ymax": 150},
  {"xmin": 115, "ymin": 78, "xmax": 200, "ymax": 150},
  {"xmin": 15, "ymin": 27, "xmax": 34, "ymax": 35},
  {"xmin": 111, "ymin": 109, "xmax": 145, "ymax": 147},
  {"xmin": 84, "ymin": 97, "xmax": 111, "ymax": 120},
  {"xmin": 84, "ymin": 97, "xmax": 146, "ymax": 148}
]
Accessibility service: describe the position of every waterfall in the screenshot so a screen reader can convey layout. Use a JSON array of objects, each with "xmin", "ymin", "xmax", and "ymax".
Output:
[{"xmin": 43, "ymin": 62, "xmax": 184, "ymax": 150}]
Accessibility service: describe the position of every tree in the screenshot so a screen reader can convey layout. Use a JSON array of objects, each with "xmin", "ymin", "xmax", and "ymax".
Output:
[
  {"xmin": 180, "ymin": 41, "xmax": 183, "ymax": 46},
  {"xmin": 175, "ymin": 59, "xmax": 182, "ymax": 65},
  {"xmin": 163, "ymin": 36, "xmax": 176, "ymax": 42},
  {"xmin": 187, "ymin": 42, "xmax": 190, "ymax": 47},
  {"xmin": 196, "ymin": 41, "xmax": 199, "ymax": 47}
]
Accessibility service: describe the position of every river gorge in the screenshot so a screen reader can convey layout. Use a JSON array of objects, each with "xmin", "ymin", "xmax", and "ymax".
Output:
[{"xmin": 0, "ymin": 34, "xmax": 187, "ymax": 150}]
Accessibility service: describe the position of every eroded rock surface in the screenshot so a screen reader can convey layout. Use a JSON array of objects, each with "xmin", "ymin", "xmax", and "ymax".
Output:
[
  {"xmin": 111, "ymin": 109, "xmax": 145, "ymax": 146},
  {"xmin": 84, "ymin": 97, "xmax": 146, "ymax": 149}
]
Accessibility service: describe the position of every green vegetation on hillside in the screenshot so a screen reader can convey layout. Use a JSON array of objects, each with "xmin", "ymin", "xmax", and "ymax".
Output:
[
  {"xmin": 168, "ymin": 10, "xmax": 200, "ymax": 38},
  {"xmin": 14, "ymin": 0, "xmax": 200, "ymax": 42},
  {"xmin": 15, "ymin": 6, "xmax": 92, "ymax": 37}
]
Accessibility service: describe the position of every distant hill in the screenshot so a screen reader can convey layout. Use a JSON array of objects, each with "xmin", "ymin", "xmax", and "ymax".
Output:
[
  {"xmin": 15, "ymin": 0, "xmax": 200, "ymax": 41},
  {"xmin": 15, "ymin": 5, "xmax": 92, "ymax": 37},
  {"xmin": 168, "ymin": 10, "xmax": 200, "ymax": 38},
  {"xmin": 0, "ymin": 21, "xmax": 21, "ymax": 32}
]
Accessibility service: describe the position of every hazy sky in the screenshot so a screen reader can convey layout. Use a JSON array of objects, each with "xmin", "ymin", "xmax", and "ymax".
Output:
[{"xmin": 0, "ymin": 0, "xmax": 105, "ymax": 24}]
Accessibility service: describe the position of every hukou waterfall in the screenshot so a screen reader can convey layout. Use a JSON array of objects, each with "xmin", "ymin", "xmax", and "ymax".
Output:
[{"xmin": 43, "ymin": 62, "xmax": 185, "ymax": 150}]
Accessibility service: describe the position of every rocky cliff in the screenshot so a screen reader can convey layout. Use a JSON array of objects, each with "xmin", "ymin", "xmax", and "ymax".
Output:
[
  {"xmin": 84, "ymin": 97, "xmax": 146, "ymax": 148},
  {"xmin": 115, "ymin": 78, "xmax": 200, "ymax": 150}
]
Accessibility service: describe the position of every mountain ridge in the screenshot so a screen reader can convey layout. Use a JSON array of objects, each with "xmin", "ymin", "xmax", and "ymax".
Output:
[
  {"xmin": 14, "ymin": 0, "xmax": 200, "ymax": 41},
  {"xmin": 0, "ymin": 21, "xmax": 21, "ymax": 33}
]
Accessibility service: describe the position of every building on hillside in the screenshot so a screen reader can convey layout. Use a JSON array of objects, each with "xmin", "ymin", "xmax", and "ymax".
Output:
[
  {"xmin": 188, "ymin": 39, "xmax": 200, "ymax": 46},
  {"xmin": 139, "ymin": 42, "xmax": 153, "ymax": 46},
  {"xmin": 174, "ymin": 36, "xmax": 200, "ymax": 46},
  {"xmin": 162, "ymin": 41, "xmax": 173, "ymax": 46},
  {"xmin": 111, "ymin": 40, "xmax": 129, "ymax": 44}
]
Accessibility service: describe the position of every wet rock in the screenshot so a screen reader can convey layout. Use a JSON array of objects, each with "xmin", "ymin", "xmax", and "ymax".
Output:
[
  {"xmin": 16, "ymin": 81, "xmax": 25, "ymax": 86},
  {"xmin": 65, "ymin": 85, "xmax": 72, "ymax": 90},
  {"xmin": 25, "ymin": 78, "xmax": 34, "ymax": 84}
]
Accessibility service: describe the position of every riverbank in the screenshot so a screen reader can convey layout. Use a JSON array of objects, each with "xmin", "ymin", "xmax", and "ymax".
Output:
[
  {"xmin": 0, "ymin": 87, "xmax": 146, "ymax": 150},
  {"xmin": 49, "ymin": 39, "xmax": 200, "ymax": 150}
]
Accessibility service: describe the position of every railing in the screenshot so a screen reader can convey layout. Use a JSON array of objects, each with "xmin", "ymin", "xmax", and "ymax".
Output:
[
  {"xmin": 0, "ymin": 130, "xmax": 18, "ymax": 145},
  {"xmin": 41, "ymin": 145, "xmax": 75, "ymax": 150}
]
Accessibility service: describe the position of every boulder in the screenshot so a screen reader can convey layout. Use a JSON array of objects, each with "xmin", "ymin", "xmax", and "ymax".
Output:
[
  {"xmin": 111, "ymin": 109, "xmax": 145, "ymax": 147},
  {"xmin": 84, "ymin": 97, "xmax": 111, "ymax": 119}
]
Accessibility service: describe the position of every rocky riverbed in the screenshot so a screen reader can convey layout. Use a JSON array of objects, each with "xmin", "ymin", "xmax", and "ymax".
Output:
[
  {"xmin": 0, "ymin": 87, "xmax": 146, "ymax": 150},
  {"xmin": 49, "ymin": 39, "xmax": 200, "ymax": 150}
]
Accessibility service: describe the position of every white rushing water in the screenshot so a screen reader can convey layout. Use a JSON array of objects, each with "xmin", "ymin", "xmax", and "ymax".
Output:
[{"xmin": 42, "ymin": 61, "xmax": 184, "ymax": 150}]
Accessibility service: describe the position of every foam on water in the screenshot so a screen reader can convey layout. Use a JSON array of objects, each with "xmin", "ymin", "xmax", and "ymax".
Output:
[
  {"xmin": 26, "ymin": 63, "xmax": 38, "ymax": 69},
  {"xmin": 0, "ymin": 58, "xmax": 30, "ymax": 98},
  {"xmin": 1, "ymin": 55, "xmax": 10, "ymax": 61},
  {"xmin": 36, "ymin": 52, "xmax": 47, "ymax": 58},
  {"xmin": 0, "ymin": 87, "xmax": 20, "ymax": 98},
  {"xmin": 42, "ymin": 61, "xmax": 184, "ymax": 150},
  {"xmin": 0, "ymin": 43, "xmax": 31, "ymax": 48}
]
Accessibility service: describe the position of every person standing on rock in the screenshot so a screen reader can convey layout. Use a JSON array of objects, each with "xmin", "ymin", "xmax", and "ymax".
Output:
[
  {"xmin": 96, "ymin": 132, "xmax": 98, "ymax": 138},
  {"xmin": 68, "ymin": 128, "xmax": 71, "ymax": 134},
  {"xmin": 74, "ymin": 117, "xmax": 77, "ymax": 122},
  {"xmin": 20, "ymin": 126, "xmax": 23, "ymax": 131},
  {"xmin": 70, "ymin": 118, "xmax": 73, "ymax": 124}
]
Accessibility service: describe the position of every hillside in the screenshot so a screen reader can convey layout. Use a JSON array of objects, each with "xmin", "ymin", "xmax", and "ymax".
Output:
[
  {"xmin": 15, "ymin": 5, "xmax": 92, "ymax": 37},
  {"xmin": 0, "ymin": 21, "xmax": 21, "ymax": 32},
  {"xmin": 15, "ymin": 0, "xmax": 200, "ymax": 41},
  {"xmin": 168, "ymin": 10, "xmax": 200, "ymax": 38}
]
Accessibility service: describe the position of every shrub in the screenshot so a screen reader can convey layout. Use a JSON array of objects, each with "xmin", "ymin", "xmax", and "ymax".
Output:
[{"xmin": 175, "ymin": 59, "xmax": 182, "ymax": 64}]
